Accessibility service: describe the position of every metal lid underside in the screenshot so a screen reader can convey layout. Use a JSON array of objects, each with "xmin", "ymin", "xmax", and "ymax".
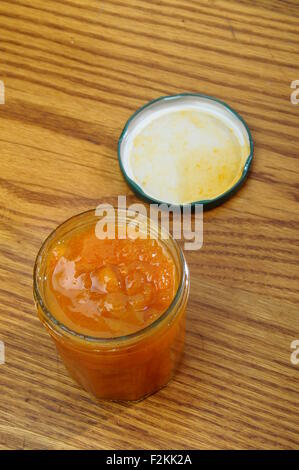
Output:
[{"xmin": 118, "ymin": 94, "xmax": 253, "ymax": 208}]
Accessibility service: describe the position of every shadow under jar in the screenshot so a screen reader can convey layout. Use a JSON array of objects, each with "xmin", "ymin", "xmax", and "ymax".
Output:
[{"xmin": 33, "ymin": 209, "xmax": 190, "ymax": 401}]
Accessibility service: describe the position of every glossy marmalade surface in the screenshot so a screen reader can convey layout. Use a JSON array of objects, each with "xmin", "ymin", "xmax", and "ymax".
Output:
[{"xmin": 45, "ymin": 225, "xmax": 177, "ymax": 338}]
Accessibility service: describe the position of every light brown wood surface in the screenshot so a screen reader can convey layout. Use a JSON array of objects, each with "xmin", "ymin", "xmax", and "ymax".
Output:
[{"xmin": 0, "ymin": 0, "xmax": 299, "ymax": 450}]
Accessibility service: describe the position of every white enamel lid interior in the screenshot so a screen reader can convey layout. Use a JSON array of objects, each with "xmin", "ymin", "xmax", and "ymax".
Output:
[{"xmin": 118, "ymin": 94, "xmax": 252, "ymax": 205}]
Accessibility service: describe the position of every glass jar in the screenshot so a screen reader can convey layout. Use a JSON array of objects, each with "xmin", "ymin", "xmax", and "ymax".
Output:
[{"xmin": 33, "ymin": 209, "xmax": 190, "ymax": 401}]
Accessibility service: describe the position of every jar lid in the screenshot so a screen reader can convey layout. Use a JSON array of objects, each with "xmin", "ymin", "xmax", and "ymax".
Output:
[{"xmin": 118, "ymin": 93, "xmax": 253, "ymax": 209}]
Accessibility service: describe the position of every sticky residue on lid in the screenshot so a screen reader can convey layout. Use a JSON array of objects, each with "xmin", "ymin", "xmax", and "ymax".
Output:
[{"xmin": 119, "ymin": 95, "xmax": 252, "ymax": 205}]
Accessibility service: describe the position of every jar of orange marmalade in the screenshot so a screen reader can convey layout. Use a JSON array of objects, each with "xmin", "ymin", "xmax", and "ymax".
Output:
[{"xmin": 33, "ymin": 209, "xmax": 189, "ymax": 401}]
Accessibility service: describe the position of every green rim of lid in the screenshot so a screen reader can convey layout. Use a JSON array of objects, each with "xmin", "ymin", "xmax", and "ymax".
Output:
[{"xmin": 118, "ymin": 93, "xmax": 254, "ymax": 210}]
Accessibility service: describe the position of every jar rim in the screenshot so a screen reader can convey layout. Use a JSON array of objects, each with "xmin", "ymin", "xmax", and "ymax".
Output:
[{"xmin": 33, "ymin": 208, "xmax": 189, "ymax": 345}]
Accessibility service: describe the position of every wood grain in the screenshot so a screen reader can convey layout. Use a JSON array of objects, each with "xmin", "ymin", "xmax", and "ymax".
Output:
[{"xmin": 0, "ymin": 0, "xmax": 299, "ymax": 450}]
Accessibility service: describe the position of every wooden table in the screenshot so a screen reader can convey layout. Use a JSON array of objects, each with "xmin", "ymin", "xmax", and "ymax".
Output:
[{"xmin": 0, "ymin": 0, "xmax": 299, "ymax": 450}]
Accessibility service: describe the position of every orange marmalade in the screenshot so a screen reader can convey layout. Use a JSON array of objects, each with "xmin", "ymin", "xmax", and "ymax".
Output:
[
  {"xmin": 34, "ymin": 209, "xmax": 190, "ymax": 401},
  {"xmin": 46, "ymin": 228, "xmax": 177, "ymax": 338}
]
